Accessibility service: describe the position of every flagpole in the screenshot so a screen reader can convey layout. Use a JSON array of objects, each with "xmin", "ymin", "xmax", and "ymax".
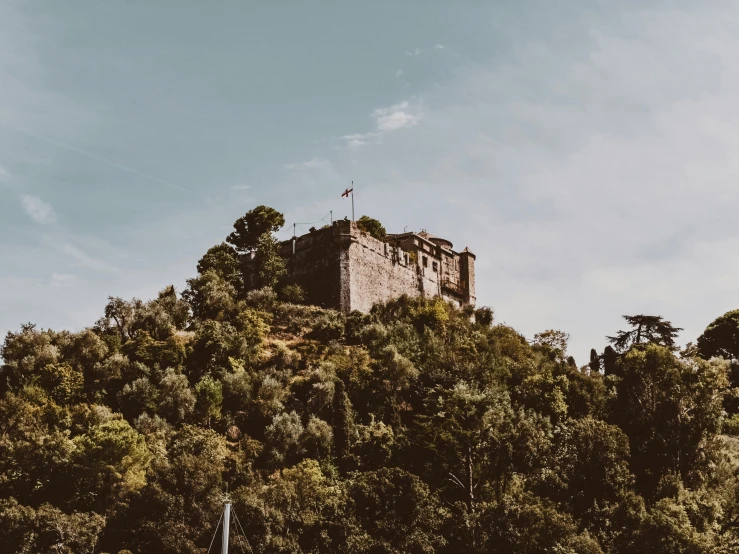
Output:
[
  {"xmin": 351, "ymin": 181, "xmax": 355, "ymax": 222},
  {"xmin": 222, "ymin": 502, "xmax": 231, "ymax": 554}
]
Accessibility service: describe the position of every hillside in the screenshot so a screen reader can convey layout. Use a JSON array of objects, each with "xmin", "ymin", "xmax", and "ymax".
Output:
[{"xmin": 2, "ymin": 209, "xmax": 739, "ymax": 553}]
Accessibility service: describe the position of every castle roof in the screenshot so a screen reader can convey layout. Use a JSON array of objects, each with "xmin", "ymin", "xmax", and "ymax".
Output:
[
  {"xmin": 461, "ymin": 246, "xmax": 476, "ymax": 258},
  {"xmin": 387, "ymin": 230, "xmax": 454, "ymax": 251}
]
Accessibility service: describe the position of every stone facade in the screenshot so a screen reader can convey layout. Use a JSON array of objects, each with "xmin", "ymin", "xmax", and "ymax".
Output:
[{"xmin": 245, "ymin": 219, "xmax": 476, "ymax": 313}]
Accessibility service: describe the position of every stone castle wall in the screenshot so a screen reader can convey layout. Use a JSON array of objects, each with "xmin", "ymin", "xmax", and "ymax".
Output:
[
  {"xmin": 280, "ymin": 225, "xmax": 342, "ymax": 309},
  {"xmin": 343, "ymin": 226, "xmax": 443, "ymax": 313},
  {"xmin": 259, "ymin": 219, "xmax": 474, "ymax": 313}
]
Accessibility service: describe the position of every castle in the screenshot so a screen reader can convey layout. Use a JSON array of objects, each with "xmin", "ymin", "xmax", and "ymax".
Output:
[{"xmin": 244, "ymin": 219, "xmax": 476, "ymax": 313}]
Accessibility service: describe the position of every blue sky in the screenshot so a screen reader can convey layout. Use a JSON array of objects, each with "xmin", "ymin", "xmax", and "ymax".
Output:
[{"xmin": 2, "ymin": 0, "xmax": 738, "ymax": 362}]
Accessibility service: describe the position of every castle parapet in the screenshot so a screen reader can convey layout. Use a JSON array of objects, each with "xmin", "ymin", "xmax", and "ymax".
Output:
[{"xmin": 246, "ymin": 220, "xmax": 476, "ymax": 313}]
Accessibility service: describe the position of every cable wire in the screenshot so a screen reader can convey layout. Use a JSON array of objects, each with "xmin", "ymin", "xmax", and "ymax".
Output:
[
  {"xmin": 231, "ymin": 507, "xmax": 255, "ymax": 554},
  {"xmin": 206, "ymin": 510, "xmax": 224, "ymax": 554}
]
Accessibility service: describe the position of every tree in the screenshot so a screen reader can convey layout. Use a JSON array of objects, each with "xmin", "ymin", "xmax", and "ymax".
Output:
[
  {"xmin": 607, "ymin": 344, "xmax": 727, "ymax": 498},
  {"xmin": 533, "ymin": 329, "xmax": 570, "ymax": 356},
  {"xmin": 474, "ymin": 306, "xmax": 494, "ymax": 328},
  {"xmin": 347, "ymin": 468, "xmax": 448, "ymax": 552},
  {"xmin": 196, "ymin": 243, "xmax": 241, "ymax": 288},
  {"xmin": 541, "ymin": 417, "xmax": 632, "ymax": 523},
  {"xmin": 264, "ymin": 411, "xmax": 305, "ymax": 468},
  {"xmin": 255, "ymin": 232, "xmax": 287, "ymax": 289},
  {"xmin": 0, "ymin": 498, "xmax": 106, "ymax": 554},
  {"xmin": 118, "ymin": 377, "xmax": 159, "ymax": 419},
  {"xmin": 0, "ymin": 390, "xmax": 75, "ymax": 506},
  {"xmin": 194, "ymin": 375, "xmax": 223, "ymax": 427},
  {"xmin": 226, "ymin": 205, "xmax": 285, "ymax": 253},
  {"xmin": 333, "ymin": 379, "xmax": 353, "ymax": 475},
  {"xmin": 130, "ymin": 288, "xmax": 190, "ymax": 341},
  {"xmin": 417, "ymin": 382, "xmax": 500, "ymax": 514},
  {"xmin": 356, "ymin": 215, "xmax": 386, "ymax": 241},
  {"xmin": 8, "ymin": 202, "xmax": 739, "ymax": 554},
  {"xmin": 697, "ymin": 309, "xmax": 739, "ymax": 361},
  {"xmin": 697, "ymin": 309, "xmax": 739, "ymax": 415},
  {"xmin": 238, "ymin": 459, "xmax": 345, "ymax": 553},
  {"xmin": 603, "ymin": 345, "xmax": 618, "ymax": 376},
  {"xmin": 71, "ymin": 417, "xmax": 152, "ymax": 513},
  {"xmin": 158, "ymin": 368, "xmax": 196, "ymax": 423},
  {"xmin": 607, "ymin": 315, "xmax": 682, "ymax": 352},
  {"xmin": 589, "ymin": 349, "xmax": 601, "ymax": 374},
  {"xmin": 301, "ymin": 416, "xmax": 333, "ymax": 461},
  {"xmin": 182, "ymin": 271, "xmax": 237, "ymax": 321},
  {"xmin": 478, "ymin": 491, "xmax": 604, "ymax": 554},
  {"xmin": 102, "ymin": 297, "xmax": 142, "ymax": 342}
]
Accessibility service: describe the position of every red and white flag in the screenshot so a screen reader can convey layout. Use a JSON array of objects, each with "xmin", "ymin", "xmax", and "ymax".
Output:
[{"xmin": 341, "ymin": 187, "xmax": 353, "ymax": 198}]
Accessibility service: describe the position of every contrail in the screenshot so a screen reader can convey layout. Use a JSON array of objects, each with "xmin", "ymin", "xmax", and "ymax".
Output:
[{"xmin": 0, "ymin": 120, "xmax": 190, "ymax": 192}]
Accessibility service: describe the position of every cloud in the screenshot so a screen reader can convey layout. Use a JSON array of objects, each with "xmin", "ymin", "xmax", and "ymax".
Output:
[
  {"xmin": 404, "ymin": 48, "xmax": 421, "ymax": 56},
  {"xmin": 316, "ymin": 2, "xmax": 739, "ymax": 363},
  {"xmin": 434, "ymin": 44, "xmax": 445, "ymax": 50},
  {"xmin": 340, "ymin": 134, "xmax": 370, "ymax": 150},
  {"xmin": 59, "ymin": 243, "xmax": 118, "ymax": 273},
  {"xmin": 283, "ymin": 157, "xmax": 333, "ymax": 171},
  {"xmin": 373, "ymin": 101, "xmax": 422, "ymax": 132},
  {"xmin": 339, "ymin": 99, "xmax": 423, "ymax": 149},
  {"xmin": 50, "ymin": 273, "xmax": 75, "ymax": 287},
  {"xmin": 0, "ymin": 163, "xmax": 9, "ymax": 184},
  {"xmin": 230, "ymin": 184, "xmax": 251, "ymax": 191},
  {"xmin": 20, "ymin": 195, "xmax": 56, "ymax": 224},
  {"xmin": 396, "ymin": 69, "xmax": 404, "ymax": 78}
]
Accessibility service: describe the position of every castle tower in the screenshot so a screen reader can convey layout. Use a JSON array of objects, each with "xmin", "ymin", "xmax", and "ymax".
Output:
[{"xmin": 460, "ymin": 247, "xmax": 476, "ymax": 305}]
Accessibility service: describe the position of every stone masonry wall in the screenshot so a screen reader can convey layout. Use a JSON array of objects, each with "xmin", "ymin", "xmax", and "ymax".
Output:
[
  {"xmin": 342, "ymin": 224, "xmax": 463, "ymax": 313},
  {"xmin": 255, "ymin": 219, "xmax": 474, "ymax": 313},
  {"xmin": 282, "ymin": 225, "xmax": 342, "ymax": 309}
]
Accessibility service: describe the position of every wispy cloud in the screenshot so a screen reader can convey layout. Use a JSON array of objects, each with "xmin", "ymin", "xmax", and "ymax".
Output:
[
  {"xmin": 374, "ymin": 101, "xmax": 422, "ymax": 132},
  {"xmin": 405, "ymin": 48, "xmax": 421, "ymax": 56},
  {"xmin": 0, "ymin": 163, "xmax": 10, "ymax": 184},
  {"xmin": 50, "ymin": 273, "xmax": 75, "ymax": 287},
  {"xmin": 434, "ymin": 44, "xmax": 445, "ymax": 50},
  {"xmin": 283, "ymin": 157, "xmax": 333, "ymax": 171},
  {"xmin": 396, "ymin": 69, "xmax": 404, "ymax": 78},
  {"xmin": 340, "ymin": 99, "xmax": 423, "ymax": 150},
  {"xmin": 230, "ymin": 184, "xmax": 251, "ymax": 191},
  {"xmin": 340, "ymin": 134, "xmax": 370, "ymax": 150},
  {"xmin": 58, "ymin": 243, "xmax": 118, "ymax": 273},
  {"xmin": 20, "ymin": 194, "xmax": 56, "ymax": 224}
]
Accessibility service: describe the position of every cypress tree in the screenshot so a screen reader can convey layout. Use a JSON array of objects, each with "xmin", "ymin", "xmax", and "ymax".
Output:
[
  {"xmin": 589, "ymin": 348, "xmax": 601, "ymax": 374},
  {"xmin": 603, "ymin": 345, "xmax": 618, "ymax": 376},
  {"xmin": 333, "ymin": 378, "xmax": 353, "ymax": 475}
]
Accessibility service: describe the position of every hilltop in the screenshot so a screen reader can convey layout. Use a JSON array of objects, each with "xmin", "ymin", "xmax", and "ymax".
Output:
[{"xmin": 2, "ymin": 207, "xmax": 739, "ymax": 554}]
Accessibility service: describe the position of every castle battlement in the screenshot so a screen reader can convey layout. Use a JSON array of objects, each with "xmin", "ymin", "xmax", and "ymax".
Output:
[{"xmin": 245, "ymin": 219, "xmax": 475, "ymax": 313}]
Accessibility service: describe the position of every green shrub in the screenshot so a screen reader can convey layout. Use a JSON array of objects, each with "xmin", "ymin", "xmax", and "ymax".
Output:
[
  {"xmin": 724, "ymin": 413, "xmax": 739, "ymax": 436},
  {"xmin": 279, "ymin": 283, "xmax": 306, "ymax": 303}
]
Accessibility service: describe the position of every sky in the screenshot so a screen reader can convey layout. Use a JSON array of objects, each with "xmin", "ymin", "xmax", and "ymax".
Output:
[{"xmin": 2, "ymin": 0, "xmax": 739, "ymax": 363}]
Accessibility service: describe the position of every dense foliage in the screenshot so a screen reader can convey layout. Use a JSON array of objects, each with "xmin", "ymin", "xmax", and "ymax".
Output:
[
  {"xmin": 3, "ymin": 207, "xmax": 739, "ymax": 553},
  {"xmin": 356, "ymin": 215, "xmax": 386, "ymax": 241}
]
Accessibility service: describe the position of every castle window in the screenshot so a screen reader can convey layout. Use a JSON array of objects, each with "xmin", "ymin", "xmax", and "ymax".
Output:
[
  {"xmin": 404, "ymin": 253, "xmax": 409, "ymax": 265},
  {"xmin": 422, "ymin": 256, "xmax": 428, "ymax": 268},
  {"xmin": 432, "ymin": 261, "xmax": 438, "ymax": 272}
]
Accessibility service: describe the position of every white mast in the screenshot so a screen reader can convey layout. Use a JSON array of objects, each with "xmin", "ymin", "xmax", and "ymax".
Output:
[{"xmin": 222, "ymin": 502, "xmax": 231, "ymax": 554}]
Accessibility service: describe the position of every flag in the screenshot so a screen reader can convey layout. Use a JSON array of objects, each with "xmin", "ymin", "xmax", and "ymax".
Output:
[{"xmin": 341, "ymin": 187, "xmax": 353, "ymax": 198}]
